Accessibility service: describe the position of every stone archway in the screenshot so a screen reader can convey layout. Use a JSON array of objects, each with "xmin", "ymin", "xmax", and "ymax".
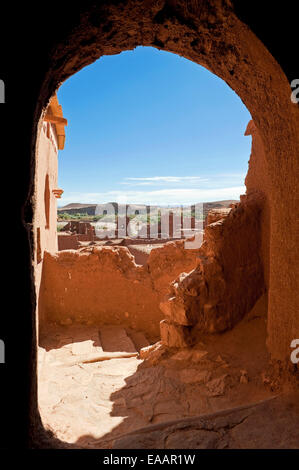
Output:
[
  {"xmin": 34, "ymin": 0, "xmax": 299, "ymax": 361},
  {"xmin": 30, "ymin": 0, "xmax": 299, "ymax": 446}
]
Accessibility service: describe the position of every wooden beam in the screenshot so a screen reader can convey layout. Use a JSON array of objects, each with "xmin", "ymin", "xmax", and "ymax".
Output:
[
  {"xmin": 44, "ymin": 114, "xmax": 68, "ymax": 125},
  {"xmin": 57, "ymin": 135, "xmax": 65, "ymax": 150}
]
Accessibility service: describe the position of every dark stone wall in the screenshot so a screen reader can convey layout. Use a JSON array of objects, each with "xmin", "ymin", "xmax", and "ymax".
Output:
[{"xmin": 0, "ymin": 0, "xmax": 298, "ymax": 449}]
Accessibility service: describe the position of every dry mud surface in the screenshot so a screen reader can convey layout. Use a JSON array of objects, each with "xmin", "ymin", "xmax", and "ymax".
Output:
[{"xmin": 37, "ymin": 295, "xmax": 299, "ymax": 449}]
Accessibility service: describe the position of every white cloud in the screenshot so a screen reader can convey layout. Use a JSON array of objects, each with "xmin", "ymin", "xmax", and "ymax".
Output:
[
  {"xmin": 119, "ymin": 174, "xmax": 246, "ymax": 188},
  {"xmin": 122, "ymin": 176, "xmax": 208, "ymax": 184},
  {"xmin": 60, "ymin": 185, "xmax": 246, "ymax": 206},
  {"xmin": 120, "ymin": 176, "xmax": 210, "ymax": 186}
]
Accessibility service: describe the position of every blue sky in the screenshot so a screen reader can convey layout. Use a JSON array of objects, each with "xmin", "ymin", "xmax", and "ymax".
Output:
[{"xmin": 57, "ymin": 46, "xmax": 251, "ymax": 206}]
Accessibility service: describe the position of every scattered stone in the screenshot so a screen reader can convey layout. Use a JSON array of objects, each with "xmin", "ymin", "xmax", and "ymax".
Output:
[
  {"xmin": 160, "ymin": 319, "xmax": 192, "ymax": 348},
  {"xmin": 180, "ymin": 369, "xmax": 212, "ymax": 384},
  {"xmin": 139, "ymin": 343, "xmax": 157, "ymax": 359},
  {"xmin": 191, "ymin": 350, "xmax": 208, "ymax": 362},
  {"xmin": 214, "ymin": 354, "xmax": 229, "ymax": 368},
  {"xmin": 171, "ymin": 348, "xmax": 208, "ymax": 362},
  {"xmin": 206, "ymin": 374, "xmax": 228, "ymax": 396},
  {"xmin": 261, "ymin": 372, "xmax": 271, "ymax": 385},
  {"xmin": 171, "ymin": 349, "xmax": 193, "ymax": 361},
  {"xmin": 139, "ymin": 342, "xmax": 166, "ymax": 365},
  {"xmin": 160, "ymin": 297, "xmax": 196, "ymax": 326}
]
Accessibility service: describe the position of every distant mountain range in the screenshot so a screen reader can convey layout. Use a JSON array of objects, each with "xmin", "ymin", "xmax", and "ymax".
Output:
[{"xmin": 57, "ymin": 200, "xmax": 238, "ymax": 217}]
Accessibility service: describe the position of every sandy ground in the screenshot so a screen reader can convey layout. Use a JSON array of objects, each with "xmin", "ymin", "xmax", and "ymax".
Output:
[{"xmin": 37, "ymin": 294, "xmax": 286, "ymax": 448}]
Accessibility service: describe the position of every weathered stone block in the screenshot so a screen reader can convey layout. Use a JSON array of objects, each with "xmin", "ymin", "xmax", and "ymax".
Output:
[
  {"xmin": 159, "ymin": 297, "xmax": 198, "ymax": 326},
  {"xmin": 160, "ymin": 319, "xmax": 192, "ymax": 348}
]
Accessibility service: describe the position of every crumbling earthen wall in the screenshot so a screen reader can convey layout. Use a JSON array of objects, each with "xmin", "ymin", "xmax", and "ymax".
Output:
[
  {"xmin": 39, "ymin": 241, "xmax": 198, "ymax": 341},
  {"xmin": 57, "ymin": 233, "xmax": 79, "ymax": 251},
  {"xmin": 245, "ymin": 120, "xmax": 271, "ymax": 290},
  {"xmin": 147, "ymin": 240, "xmax": 200, "ymax": 297},
  {"xmin": 160, "ymin": 191, "xmax": 266, "ymax": 347},
  {"xmin": 34, "ymin": 121, "xmax": 59, "ymax": 326}
]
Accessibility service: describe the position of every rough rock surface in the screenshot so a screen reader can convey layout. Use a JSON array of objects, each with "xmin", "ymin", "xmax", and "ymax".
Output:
[
  {"xmin": 112, "ymin": 394, "xmax": 299, "ymax": 449},
  {"xmin": 160, "ymin": 192, "xmax": 265, "ymax": 346}
]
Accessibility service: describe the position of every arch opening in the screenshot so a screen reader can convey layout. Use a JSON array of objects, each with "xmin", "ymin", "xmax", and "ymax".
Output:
[
  {"xmin": 29, "ymin": 1, "xmax": 299, "ymax": 448},
  {"xmin": 37, "ymin": 46, "xmax": 269, "ymax": 447}
]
